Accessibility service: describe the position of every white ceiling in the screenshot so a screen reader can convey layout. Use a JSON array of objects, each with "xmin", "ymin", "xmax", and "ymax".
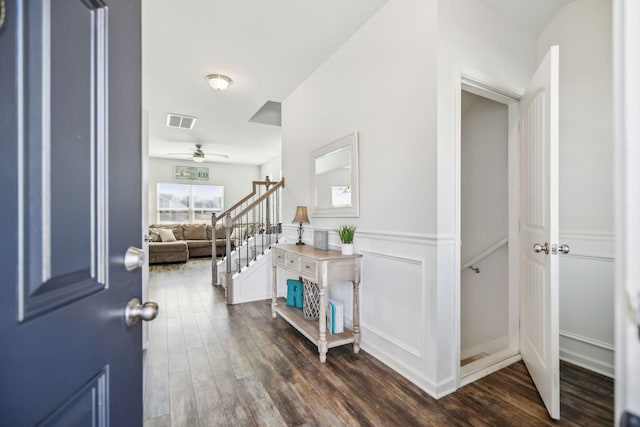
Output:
[
  {"xmin": 474, "ymin": 0, "xmax": 574, "ymax": 32},
  {"xmin": 142, "ymin": 0, "xmax": 572, "ymax": 166},
  {"xmin": 142, "ymin": 0, "xmax": 389, "ymax": 165}
]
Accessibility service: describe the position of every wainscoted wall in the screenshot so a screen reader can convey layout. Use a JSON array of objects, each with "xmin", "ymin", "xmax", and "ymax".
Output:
[
  {"xmin": 559, "ymin": 232, "xmax": 614, "ymax": 377},
  {"xmin": 279, "ymin": 225, "xmax": 457, "ymax": 397},
  {"xmin": 280, "ymin": 0, "xmax": 613, "ymax": 402}
]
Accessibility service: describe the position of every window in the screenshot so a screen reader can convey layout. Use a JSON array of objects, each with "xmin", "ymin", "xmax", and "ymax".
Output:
[{"xmin": 157, "ymin": 183, "xmax": 224, "ymax": 223}]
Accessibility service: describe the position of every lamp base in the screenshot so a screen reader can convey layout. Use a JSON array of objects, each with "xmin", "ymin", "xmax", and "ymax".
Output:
[{"xmin": 296, "ymin": 223, "xmax": 305, "ymax": 246}]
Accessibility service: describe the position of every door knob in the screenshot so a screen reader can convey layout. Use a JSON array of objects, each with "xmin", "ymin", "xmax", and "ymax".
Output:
[
  {"xmin": 558, "ymin": 244, "xmax": 570, "ymax": 254},
  {"xmin": 125, "ymin": 298, "xmax": 158, "ymax": 326},
  {"xmin": 533, "ymin": 242, "xmax": 549, "ymax": 254},
  {"xmin": 124, "ymin": 246, "xmax": 145, "ymax": 271}
]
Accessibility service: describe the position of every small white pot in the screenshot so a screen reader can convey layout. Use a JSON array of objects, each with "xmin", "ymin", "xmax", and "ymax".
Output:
[{"xmin": 341, "ymin": 243, "xmax": 354, "ymax": 255}]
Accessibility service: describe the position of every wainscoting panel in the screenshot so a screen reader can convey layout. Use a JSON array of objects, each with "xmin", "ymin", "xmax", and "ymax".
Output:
[
  {"xmin": 558, "ymin": 232, "xmax": 614, "ymax": 377},
  {"xmin": 360, "ymin": 251, "xmax": 425, "ymax": 358},
  {"xmin": 352, "ymin": 231, "xmax": 441, "ymax": 397}
]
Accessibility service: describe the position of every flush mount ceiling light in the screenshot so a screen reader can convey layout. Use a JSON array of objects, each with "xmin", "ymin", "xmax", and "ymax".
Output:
[{"xmin": 206, "ymin": 74, "xmax": 233, "ymax": 91}]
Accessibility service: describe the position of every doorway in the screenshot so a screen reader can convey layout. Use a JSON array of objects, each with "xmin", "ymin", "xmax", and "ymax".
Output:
[{"xmin": 457, "ymin": 80, "xmax": 521, "ymax": 387}]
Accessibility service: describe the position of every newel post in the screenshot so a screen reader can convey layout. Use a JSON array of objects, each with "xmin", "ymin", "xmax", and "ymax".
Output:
[{"xmin": 212, "ymin": 213, "xmax": 218, "ymax": 285}]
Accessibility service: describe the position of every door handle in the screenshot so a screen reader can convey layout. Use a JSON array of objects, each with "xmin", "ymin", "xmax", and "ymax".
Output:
[
  {"xmin": 124, "ymin": 246, "xmax": 145, "ymax": 271},
  {"xmin": 558, "ymin": 244, "xmax": 570, "ymax": 254},
  {"xmin": 533, "ymin": 242, "xmax": 549, "ymax": 254},
  {"xmin": 125, "ymin": 298, "xmax": 158, "ymax": 326}
]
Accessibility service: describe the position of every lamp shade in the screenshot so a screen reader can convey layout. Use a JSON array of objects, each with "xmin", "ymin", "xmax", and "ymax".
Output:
[
  {"xmin": 206, "ymin": 74, "xmax": 233, "ymax": 91},
  {"xmin": 292, "ymin": 206, "xmax": 309, "ymax": 224}
]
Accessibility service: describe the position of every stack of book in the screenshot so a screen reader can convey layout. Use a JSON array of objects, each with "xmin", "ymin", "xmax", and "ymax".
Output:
[{"xmin": 327, "ymin": 299, "xmax": 344, "ymax": 334}]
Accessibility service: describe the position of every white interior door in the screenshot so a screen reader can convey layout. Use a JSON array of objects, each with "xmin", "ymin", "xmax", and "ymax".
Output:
[{"xmin": 519, "ymin": 45, "xmax": 560, "ymax": 420}]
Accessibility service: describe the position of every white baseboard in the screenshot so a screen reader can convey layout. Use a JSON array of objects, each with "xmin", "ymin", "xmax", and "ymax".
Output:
[
  {"xmin": 360, "ymin": 340, "xmax": 443, "ymax": 399},
  {"xmin": 559, "ymin": 330, "xmax": 614, "ymax": 378},
  {"xmin": 461, "ymin": 335, "xmax": 509, "ymax": 360},
  {"xmin": 459, "ymin": 354, "xmax": 522, "ymax": 387}
]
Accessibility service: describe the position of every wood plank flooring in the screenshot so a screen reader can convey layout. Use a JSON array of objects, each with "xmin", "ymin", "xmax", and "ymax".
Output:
[{"xmin": 143, "ymin": 258, "xmax": 614, "ymax": 426}]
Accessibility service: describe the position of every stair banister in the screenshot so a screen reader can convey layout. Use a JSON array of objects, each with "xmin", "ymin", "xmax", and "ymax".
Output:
[{"xmin": 211, "ymin": 177, "xmax": 285, "ymax": 304}]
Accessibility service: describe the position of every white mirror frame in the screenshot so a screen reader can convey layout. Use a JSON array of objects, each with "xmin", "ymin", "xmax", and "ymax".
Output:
[{"xmin": 310, "ymin": 132, "xmax": 359, "ymax": 218}]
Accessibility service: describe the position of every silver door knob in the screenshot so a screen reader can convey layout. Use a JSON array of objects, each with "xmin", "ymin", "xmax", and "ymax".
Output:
[
  {"xmin": 533, "ymin": 242, "xmax": 549, "ymax": 254},
  {"xmin": 558, "ymin": 244, "xmax": 570, "ymax": 254},
  {"xmin": 124, "ymin": 246, "xmax": 145, "ymax": 271},
  {"xmin": 125, "ymin": 298, "xmax": 158, "ymax": 326}
]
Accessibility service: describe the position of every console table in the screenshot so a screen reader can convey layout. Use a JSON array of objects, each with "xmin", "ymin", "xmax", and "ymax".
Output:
[{"xmin": 271, "ymin": 244, "xmax": 362, "ymax": 362}]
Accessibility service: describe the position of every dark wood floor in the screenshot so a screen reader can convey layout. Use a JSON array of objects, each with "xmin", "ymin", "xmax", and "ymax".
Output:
[{"xmin": 143, "ymin": 258, "xmax": 613, "ymax": 426}]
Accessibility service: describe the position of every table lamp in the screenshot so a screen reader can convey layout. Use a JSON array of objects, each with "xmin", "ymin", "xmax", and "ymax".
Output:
[{"xmin": 292, "ymin": 206, "xmax": 310, "ymax": 245}]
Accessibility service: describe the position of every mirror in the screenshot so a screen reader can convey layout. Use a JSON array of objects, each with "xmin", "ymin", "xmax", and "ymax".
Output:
[{"xmin": 310, "ymin": 132, "xmax": 359, "ymax": 217}]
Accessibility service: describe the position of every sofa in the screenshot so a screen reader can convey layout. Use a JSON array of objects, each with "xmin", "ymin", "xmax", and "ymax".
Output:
[{"xmin": 148, "ymin": 223, "xmax": 235, "ymax": 264}]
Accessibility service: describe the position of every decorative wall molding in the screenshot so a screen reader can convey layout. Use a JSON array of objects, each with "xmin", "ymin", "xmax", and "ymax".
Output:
[
  {"xmin": 559, "ymin": 231, "xmax": 614, "ymax": 261},
  {"xmin": 360, "ymin": 250, "xmax": 427, "ymax": 359},
  {"xmin": 559, "ymin": 329, "xmax": 614, "ymax": 351},
  {"xmin": 359, "ymin": 250, "xmax": 423, "ymax": 266},
  {"xmin": 282, "ymin": 223, "xmax": 454, "ymax": 246}
]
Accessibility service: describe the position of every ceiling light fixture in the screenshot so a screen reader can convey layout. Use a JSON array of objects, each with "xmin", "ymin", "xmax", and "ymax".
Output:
[
  {"xmin": 193, "ymin": 144, "xmax": 205, "ymax": 162},
  {"xmin": 206, "ymin": 74, "xmax": 233, "ymax": 91}
]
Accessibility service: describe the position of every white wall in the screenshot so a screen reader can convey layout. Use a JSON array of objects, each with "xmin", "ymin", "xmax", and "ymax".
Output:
[
  {"xmin": 259, "ymin": 155, "xmax": 282, "ymax": 182},
  {"xmin": 538, "ymin": 0, "xmax": 614, "ymax": 376},
  {"xmin": 282, "ymin": 0, "xmax": 445, "ymax": 396},
  {"xmin": 281, "ymin": 0, "xmax": 613, "ymax": 399},
  {"xmin": 460, "ymin": 93, "xmax": 509, "ymax": 357},
  {"xmin": 283, "ymin": 0, "xmax": 439, "ymax": 234},
  {"xmin": 147, "ymin": 157, "xmax": 260, "ymax": 225}
]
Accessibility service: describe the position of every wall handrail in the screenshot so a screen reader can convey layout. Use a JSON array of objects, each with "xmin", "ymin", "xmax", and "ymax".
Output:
[{"xmin": 461, "ymin": 237, "xmax": 508, "ymax": 273}]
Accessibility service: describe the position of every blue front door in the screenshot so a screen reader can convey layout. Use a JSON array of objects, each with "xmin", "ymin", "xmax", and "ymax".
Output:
[{"xmin": 0, "ymin": 1, "xmax": 143, "ymax": 425}]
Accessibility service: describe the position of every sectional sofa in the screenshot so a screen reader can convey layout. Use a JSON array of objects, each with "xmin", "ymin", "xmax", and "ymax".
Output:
[{"xmin": 148, "ymin": 223, "xmax": 234, "ymax": 264}]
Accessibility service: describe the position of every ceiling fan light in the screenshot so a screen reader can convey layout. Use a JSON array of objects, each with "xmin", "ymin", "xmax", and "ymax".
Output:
[
  {"xmin": 193, "ymin": 151, "xmax": 205, "ymax": 162},
  {"xmin": 206, "ymin": 74, "xmax": 233, "ymax": 91}
]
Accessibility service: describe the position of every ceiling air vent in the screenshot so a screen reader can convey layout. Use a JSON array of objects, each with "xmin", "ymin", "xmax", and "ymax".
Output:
[{"xmin": 166, "ymin": 113, "xmax": 196, "ymax": 130}]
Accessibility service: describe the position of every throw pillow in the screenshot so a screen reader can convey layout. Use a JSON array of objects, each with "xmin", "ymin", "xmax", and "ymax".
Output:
[
  {"xmin": 182, "ymin": 223, "xmax": 207, "ymax": 240},
  {"xmin": 156, "ymin": 228, "xmax": 176, "ymax": 242}
]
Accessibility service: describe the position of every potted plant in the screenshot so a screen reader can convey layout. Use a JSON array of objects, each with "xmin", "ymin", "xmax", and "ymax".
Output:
[{"xmin": 336, "ymin": 225, "xmax": 356, "ymax": 255}]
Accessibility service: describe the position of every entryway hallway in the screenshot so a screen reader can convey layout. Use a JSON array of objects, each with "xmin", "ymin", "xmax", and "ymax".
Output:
[{"xmin": 143, "ymin": 259, "xmax": 613, "ymax": 426}]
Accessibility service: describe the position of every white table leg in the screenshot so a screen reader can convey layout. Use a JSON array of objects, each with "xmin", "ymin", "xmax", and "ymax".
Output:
[
  {"xmin": 353, "ymin": 280, "xmax": 361, "ymax": 353},
  {"xmin": 318, "ymin": 285, "xmax": 328, "ymax": 362},
  {"xmin": 271, "ymin": 264, "xmax": 277, "ymax": 318}
]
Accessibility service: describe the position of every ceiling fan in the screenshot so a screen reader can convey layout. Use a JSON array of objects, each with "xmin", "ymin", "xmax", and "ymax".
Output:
[{"xmin": 168, "ymin": 144, "xmax": 229, "ymax": 163}]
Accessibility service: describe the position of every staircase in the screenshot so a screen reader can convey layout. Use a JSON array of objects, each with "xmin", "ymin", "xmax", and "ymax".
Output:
[{"xmin": 211, "ymin": 177, "xmax": 286, "ymax": 304}]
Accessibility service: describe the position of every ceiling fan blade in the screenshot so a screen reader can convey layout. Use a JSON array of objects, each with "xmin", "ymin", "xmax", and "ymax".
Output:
[{"xmin": 166, "ymin": 152, "xmax": 229, "ymax": 159}]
